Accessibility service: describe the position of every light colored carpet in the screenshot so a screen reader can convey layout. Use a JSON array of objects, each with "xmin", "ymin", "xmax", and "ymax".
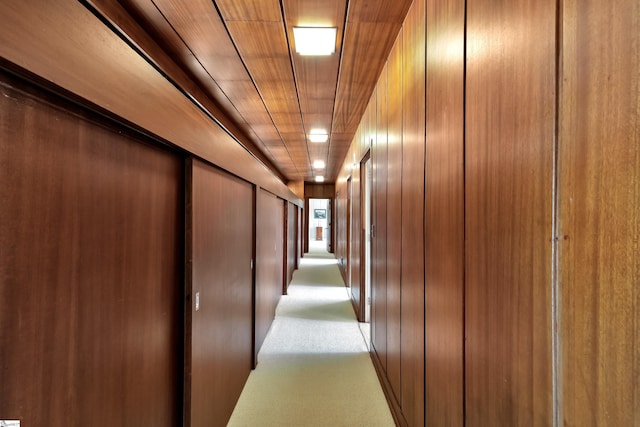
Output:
[{"xmin": 227, "ymin": 244, "xmax": 395, "ymax": 427}]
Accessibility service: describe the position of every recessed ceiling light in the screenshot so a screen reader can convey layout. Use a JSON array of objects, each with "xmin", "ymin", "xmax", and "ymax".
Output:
[
  {"xmin": 293, "ymin": 27, "xmax": 337, "ymax": 56},
  {"xmin": 309, "ymin": 128, "xmax": 328, "ymax": 143},
  {"xmin": 313, "ymin": 160, "xmax": 325, "ymax": 169},
  {"xmin": 315, "ymin": 176, "xmax": 325, "ymax": 182}
]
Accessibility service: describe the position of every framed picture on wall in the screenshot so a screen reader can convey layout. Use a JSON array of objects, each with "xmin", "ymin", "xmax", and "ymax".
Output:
[{"xmin": 314, "ymin": 209, "xmax": 326, "ymax": 219}]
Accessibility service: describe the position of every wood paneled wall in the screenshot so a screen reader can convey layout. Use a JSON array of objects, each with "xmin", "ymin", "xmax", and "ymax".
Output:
[
  {"xmin": 350, "ymin": 159, "xmax": 362, "ymax": 318},
  {"xmin": 284, "ymin": 201, "xmax": 297, "ymax": 293},
  {"xmin": 400, "ymin": 2, "xmax": 426, "ymax": 425},
  {"xmin": 0, "ymin": 73, "xmax": 183, "ymax": 426},
  {"xmin": 335, "ymin": 2, "xmax": 426, "ymax": 423},
  {"xmin": 385, "ymin": 32, "xmax": 404, "ymax": 412},
  {"xmin": 371, "ymin": 62, "xmax": 388, "ymax": 372},
  {"xmin": 186, "ymin": 159, "xmax": 254, "ymax": 427},
  {"xmin": 465, "ymin": 0, "xmax": 557, "ymax": 423},
  {"xmin": 424, "ymin": 0, "xmax": 465, "ymax": 423},
  {"xmin": 558, "ymin": 0, "xmax": 640, "ymax": 424},
  {"xmin": 336, "ymin": 0, "xmax": 638, "ymax": 426},
  {"xmin": 255, "ymin": 188, "xmax": 285, "ymax": 359},
  {"xmin": 0, "ymin": 67, "xmax": 302, "ymax": 427}
]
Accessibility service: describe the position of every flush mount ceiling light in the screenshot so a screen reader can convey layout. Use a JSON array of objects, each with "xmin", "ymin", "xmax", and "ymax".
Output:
[
  {"xmin": 313, "ymin": 160, "xmax": 326, "ymax": 169},
  {"xmin": 309, "ymin": 128, "xmax": 328, "ymax": 143},
  {"xmin": 293, "ymin": 27, "xmax": 337, "ymax": 56},
  {"xmin": 315, "ymin": 176, "xmax": 325, "ymax": 183}
]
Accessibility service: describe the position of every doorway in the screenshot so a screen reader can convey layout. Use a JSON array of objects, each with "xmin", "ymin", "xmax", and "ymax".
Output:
[
  {"xmin": 360, "ymin": 153, "xmax": 372, "ymax": 327},
  {"xmin": 308, "ymin": 198, "xmax": 330, "ymax": 252}
]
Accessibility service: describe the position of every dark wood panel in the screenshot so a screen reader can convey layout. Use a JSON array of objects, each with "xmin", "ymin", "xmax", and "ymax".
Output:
[
  {"xmin": 187, "ymin": 159, "xmax": 254, "ymax": 427},
  {"xmin": 465, "ymin": 0, "xmax": 556, "ymax": 423},
  {"xmin": 0, "ymin": 0, "xmax": 301, "ymax": 205},
  {"xmin": 255, "ymin": 189, "xmax": 285, "ymax": 359},
  {"xmin": 558, "ymin": 0, "xmax": 640, "ymax": 424},
  {"xmin": 400, "ymin": 2, "xmax": 426, "ymax": 425},
  {"xmin": 284, "ymin": 201, "xmax": 297, "ymax": 293},
  {"xmin": 215, "ymin": 0, "xmax": 282, "ymax": 21},
  {"xmin": 297, "ymin": 205, "xmax": 303, "ymax": 265},
  {"xmin": 350, "ymin": 160, "xmax": 362, "ymax": 319},
  {"xmin": 386, "ymin": 30, "xmax": 404, "ymax": 408},
  {"xmin": 305, "ymin": 183, "xmax": 336, "ymax": 199},
  {"xmin": 0, "ymin": 73, "xmax": 182, "ymax": 426},
  {"xmin": 372, "ymin": 63, "xmax": 388, "ymax": 370},
  {"xmin": 424, "ymin": 0, "xmax": 465, "ymax": 424}
]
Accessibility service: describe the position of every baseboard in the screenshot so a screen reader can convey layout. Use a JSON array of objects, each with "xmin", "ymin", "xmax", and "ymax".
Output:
[{"xmin": 369, "ymin": 345, "xmax": 407, "ymax": 427}]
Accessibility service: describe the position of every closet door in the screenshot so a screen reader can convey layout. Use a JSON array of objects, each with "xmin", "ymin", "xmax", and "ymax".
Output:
[
  {"xmin": 0, "ymin": 73, "xmax": 183, "ymax": 426},
  {"xmin": 186, "ymin": 159, "xmax": 254, "ymax": 427}
]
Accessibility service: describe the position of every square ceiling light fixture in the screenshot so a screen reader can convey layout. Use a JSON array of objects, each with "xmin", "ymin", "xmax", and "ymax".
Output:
[
  {"xmin": 313, "ymin": 160, "xmax": 325, "ymax": 169},
  {"xmin": 309, "ymin": 128, "xmax": 329, "ymax": 143},
  {"xmin": 315, "ymin": 176, "xmax": 325, "ymax": 182},
  {"xmin": 293, "ymin": 27, "xmax": 337, "ymax": 56}
]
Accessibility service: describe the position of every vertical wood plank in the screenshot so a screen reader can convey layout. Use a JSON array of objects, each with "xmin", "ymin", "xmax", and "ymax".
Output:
[
  {"xmin": 400, "ymin": 1, "xmax": 426, "ymax": 425},
  {"xmin": 558, "ymin": 0, "xmax": 640, "ymax": 424},
  {"xmin": 386, "ymin": 31, "xmax": 404, "ymax": 408},
  {"xmin": 464, "ymin": 0, "xmax": 556, "ymax": 424},
  {"xmin": 372, "ymin": 63, "xmax": 389, "ymax": 370},
  {"xmin": 425, "ymin": 0, "xmax": 466, "ymax": 423}
]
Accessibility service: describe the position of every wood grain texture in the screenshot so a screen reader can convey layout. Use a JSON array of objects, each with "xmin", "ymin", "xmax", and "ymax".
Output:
[
  {"xmin": 424, "ymin": 0, "xmax": 465, "ymax": 424},
  {"xmin": 558, "ymin": 0, "xmax": 640, "ymax": 424},
  {"xmin": 140, "ymin": 0, "xmax": 300, "ymax": 179},
  {"xmin": 0, "ymin": 0, "xmax": 301, "ymax": 205},
  {"xmin": 0, "ymin": 73, "xmax": 182, "ymax": 426},
  {"xmin": 386, "ymin": 30, "xmax": 404, "ymax": 409},
  {"xmin": 297, "ymin": 205, "xmax": 303, "ymax": 264},
  {"xmin": 400, "ymin": 2, "xmax": 426, "ymax": 425},
  {"xmin": 87, "ymin": 0, "xmax": 286, "ymax": 182},
  {"xmin": 283, "ymin": 0, "xmax": 346, "ymax": 181},
  {"xmin": 350, "ymin": 160, "xmax": 362, "ymax": 319},
  {"xmin": 284, "ymin": 201, "xmax": 297, "ymax": 293},
  {"xmin": 305, "ymin": 183, "xmax": 336, "ymax": 199},
  {"xmin": 255, "ymin": 189, "xmax": 285, "ymax": 359},
  {"xmin": 465, "ymin": 0, "xmax": 556, "ymax": 423},
  {"xmin": 187, "ymin": 159, "xmax": 254, "ymax": 427},
  {"xmin": 359, "ymin": 150, "xmax": 372, "ymax": 320},
  {"xmin": 372, "ymin": 64, "xmax": 388, "ymax": 370}
]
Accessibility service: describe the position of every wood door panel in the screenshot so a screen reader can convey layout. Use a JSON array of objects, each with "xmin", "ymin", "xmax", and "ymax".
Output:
[
  {"xmin": 0, "ymin": 73, "xmax": 182, "ymax": 426},
  {"xmin": 285, "ymin": 202, "xmax": 297, "ymax": 292},
  {"xmin": 188, "ymin": 159, "xmax": 254, "ymax": 427},
  {"xmin": 255, "ymin": 189, "xmax": 285, "ymax": 359}
]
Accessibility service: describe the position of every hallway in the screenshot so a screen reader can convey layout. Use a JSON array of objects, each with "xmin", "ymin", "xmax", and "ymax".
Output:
[
  {"xmin": 227, "ymin": 242, "xmax": 394, "ymax": 426},
  {"xmin": 0, "ymin": 1, "xmax": 637, "ymax": 426}
]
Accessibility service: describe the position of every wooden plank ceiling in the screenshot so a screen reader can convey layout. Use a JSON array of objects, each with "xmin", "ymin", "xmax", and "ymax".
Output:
[{"xmin": 110, "ymin": 0, "xmax": 413, "ymax": 184}]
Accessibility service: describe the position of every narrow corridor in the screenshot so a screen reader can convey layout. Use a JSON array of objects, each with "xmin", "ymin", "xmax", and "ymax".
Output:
[{"xmin": 227, "ymin": 242, "xmax": 394, "ymax": 426}]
